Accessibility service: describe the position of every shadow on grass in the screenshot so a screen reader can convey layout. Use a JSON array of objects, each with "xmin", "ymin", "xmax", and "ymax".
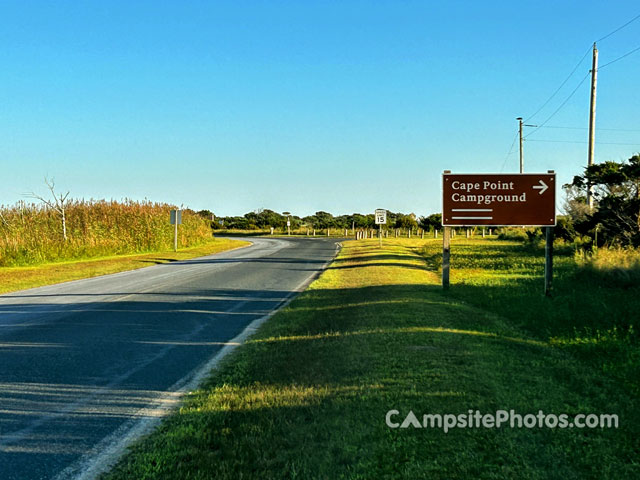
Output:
[
  {"xmin": 328, "ymin": 261, "xmax": 429, "ymax": 271},
  {"xmin": 3, "ymin": 265, "xmax": 638, "ymax": 479},
  {"xmin": 104, "ymin": 282, "xmax": 639, "ymax": 480}
]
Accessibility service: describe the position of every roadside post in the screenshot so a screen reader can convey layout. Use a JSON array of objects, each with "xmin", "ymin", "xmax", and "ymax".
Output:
[
  {"xmin": 170, "ymin": 209, "xmax": 182, "ymax": 252},
  {"xmin": 283, "ymin": 211, "xmax": 291, "ymax": 235},
  {"xmin": 375, "ymin": 209, "xmax": 387, "ymax": 248},
  {"xmin": 442, "ymin": 226, "xmax": 451, "ymax": 289},
  {"xmin": 442, "ymin": 171, "xmax": 556, "ymax": 295},
  {"xmin": 545, "ymin": 227, "xmax": 554, "ymax": 297}
]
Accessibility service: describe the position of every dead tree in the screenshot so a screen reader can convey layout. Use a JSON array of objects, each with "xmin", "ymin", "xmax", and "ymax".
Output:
[{"xmin": 27, "ymin": 178, "xmax": 70, "ymax": 241}]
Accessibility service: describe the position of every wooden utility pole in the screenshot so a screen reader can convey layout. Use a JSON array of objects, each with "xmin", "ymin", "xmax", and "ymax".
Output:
[
  {"xmin": 517, "ymin": 117, "xmax": 524, "ymax": 173},
  {"xmin": 587, "ymin": 43, "xmax": 598, "ymax": 210}
]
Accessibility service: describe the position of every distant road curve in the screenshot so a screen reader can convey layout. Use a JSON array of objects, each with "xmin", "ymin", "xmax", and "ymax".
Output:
[{"xmin": 0, "ymin": 237, "xmax": 341, "ymax": 480}]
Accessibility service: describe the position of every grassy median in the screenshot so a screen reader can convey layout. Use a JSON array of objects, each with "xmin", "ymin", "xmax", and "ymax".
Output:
[
  {"xmin": 104, "ymin": 238, "xmax": 638, "ymax": 480},
  {"xmin": 0, "ymin": 238, "xmax": 249, "ymax": 294}
]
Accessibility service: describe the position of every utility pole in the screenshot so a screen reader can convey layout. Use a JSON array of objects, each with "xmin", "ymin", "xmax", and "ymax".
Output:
[
  {"xmin": 587, "ymin": 42, "xmax": 598, "ymax": 210},
  {"xmin": 517, "ymin": 117, "xmax": 524, "ymax": 173}
]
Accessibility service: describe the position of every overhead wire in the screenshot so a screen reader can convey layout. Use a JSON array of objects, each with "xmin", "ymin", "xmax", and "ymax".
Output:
[
  {"xmin": 523, "ymin": 12, "xmax": 640, "ymax": 127},
  {"xmin": 500, "ymin": 131, "xmax": 519, "ymax": 173},
  {"xmin": 596, "ymin": 12, "xmax": 640, "ymax": 42},
  {"xmin": 530, "ymin": 125, "xmax": 640, "ymax": 132},
  {"xmin": 527, "ymin": 139, "xmax": 640, "ymax": 146},
  {"xmin": 523, "ymin": 71, "xmax": 591, "ymax": 139},
  {"xmin": 502, "ymin": 12, "xmax": 640, "ymax": 170},
  {"xmin": 600, "ymin": 44, "xmax": 640, "ymax": 69},
  {"xmin": 523, "ymin": 46, "xmax": 591, "ymax": 123}
]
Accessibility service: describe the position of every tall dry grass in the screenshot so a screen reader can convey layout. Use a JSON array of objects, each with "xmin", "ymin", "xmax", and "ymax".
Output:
[
  {"xmin": 0, "ymin": 199, "xmax": 212, "ymax": 267},
  {"xmin": 575, "ymin": 247, "xmax": 640, "ymax": 287}
]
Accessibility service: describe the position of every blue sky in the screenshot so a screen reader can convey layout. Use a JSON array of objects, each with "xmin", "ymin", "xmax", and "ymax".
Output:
[{"xmin": 1, "ymin": 1, "xmax": 639, "ymax": 217}]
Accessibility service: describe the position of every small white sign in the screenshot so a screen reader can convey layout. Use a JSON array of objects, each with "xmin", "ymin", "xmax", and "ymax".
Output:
[
  {"xmin": 375, "ymin": 209, "xmax": 387, "ymax": 225},
  {"xmin": 170, "ymin": 210, "xmax": 182, "ymax": 225},
  {"xmin": 287, "ymin": 220, "xmax": 291, "ymax": 227}
]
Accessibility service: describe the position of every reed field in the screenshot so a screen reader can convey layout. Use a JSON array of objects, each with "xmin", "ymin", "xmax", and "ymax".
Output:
[{"xmin": 0, "ymin": 199, "xmax": 214, "ymax": 267}]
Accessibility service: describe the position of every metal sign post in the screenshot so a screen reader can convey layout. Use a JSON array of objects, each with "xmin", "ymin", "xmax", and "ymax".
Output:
[
  {"xmin": 375, "ymin": 209, "xmax": 387, "ymax": 248},
  {"xmin": 442, "ymin": 171, "xmax": 556, "ymax": 295},
  {"xmin": 545, "ymin": 227, "xmax": 554, "ymax": 297},
  {"xmin": 170, "ymin": 209, "xmax": 182, "ymax": 252},
  {"xmin": 442, "ymin": 226, "xmax": 451, "ymax": 289}
]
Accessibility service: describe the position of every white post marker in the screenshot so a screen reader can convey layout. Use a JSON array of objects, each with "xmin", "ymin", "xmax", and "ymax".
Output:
[
  {"xmin": 170, "ymin": 209, "xmax": 182, "ymax": 252},
  {"xmin": 375, "ymin": 209, "xmax": 387, "ymax": 248}
]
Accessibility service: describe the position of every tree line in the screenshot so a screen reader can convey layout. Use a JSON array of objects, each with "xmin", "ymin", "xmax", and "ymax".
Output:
[
  {"xmin": 198, "ymin": 209, "xmax": 443, "ymax": 232},
  {"xmin": 201, "ymin": 153, "xmax": 640, "ymax": 248}
]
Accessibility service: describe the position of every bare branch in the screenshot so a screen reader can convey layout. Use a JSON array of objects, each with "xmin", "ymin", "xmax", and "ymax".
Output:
[
  {"xmin": 24, "ymin": 191, "xmax": 57, "ymax": 212},
  {"xmin": 23, "ymin": 177, "xmax": 70, "ymax": 241}
]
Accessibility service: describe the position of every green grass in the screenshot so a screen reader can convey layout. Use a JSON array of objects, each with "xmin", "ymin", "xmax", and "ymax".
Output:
[
  {"xmin": 103, "ymin": 238, "xmax": 639, "ymax": 480},
  {"xmin": 420, "ymin": 238, "xmax": 639, "ymax": 397},
  {"xmin": 0, "ymin": 238, "xmax": 249, "ymax": 294}
]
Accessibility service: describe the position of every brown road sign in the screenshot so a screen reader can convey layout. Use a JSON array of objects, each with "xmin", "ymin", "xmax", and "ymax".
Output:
[{"xmin": 442, "ymin": 172, "xmax": 556, "ymax": 226}]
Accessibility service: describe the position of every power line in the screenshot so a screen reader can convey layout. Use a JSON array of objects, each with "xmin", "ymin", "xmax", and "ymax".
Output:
[
  {"xmin": 600, "ymin": 44, "xmax": 640, "ymax": 69},
  {"xmin": 527, "ymin": 139, "xmax": 640, "ymax": 146},
  {"xmin": 596, "ymin": 12, "xmax": 640, "ymax": 43},
  {"xmin": 523, "ymin": 12, "xmax": 640, "ymax": 125},
  {"xmin": 524, "ymin": 72, "xmax": 591, "ymax": 139},
  {"xmin": 500, "ymin": 131, "xmax": 519, "ymax": 173},
  {"xmin": 528, "ymin": 125, "xmax": 640, "ymax": 132},
  {"xmin": 523, "ymin": 46, "xmax": 591, "ymax": 123}
]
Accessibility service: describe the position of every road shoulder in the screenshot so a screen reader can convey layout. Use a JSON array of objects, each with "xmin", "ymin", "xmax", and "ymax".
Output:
[{"xmin": 0, "ymin": 238, "xmax": 250, "ymax": 294}]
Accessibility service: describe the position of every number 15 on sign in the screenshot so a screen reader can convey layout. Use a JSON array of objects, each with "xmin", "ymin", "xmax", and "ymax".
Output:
[{"xmin": 375, "ymin": 209, "xmax": 386, "ymax": 247}]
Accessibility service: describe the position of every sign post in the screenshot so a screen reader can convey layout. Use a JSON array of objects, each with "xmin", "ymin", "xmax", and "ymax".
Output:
[
  {"xmin": 375, "ymin": 209, "xmax": 387, "ymax": 248},
  {"xmin": 170, "ymin": 209, "xmax": 182, "ymax": 252},
  {"xmin": 442, "ymin": 226, "xmax": 451, "ymax": 289},
  {"xmin": 442, "ymin": 171, "xmax": 556, "ymax": 295},
  {"xmin": 545, "ymin": 227, "xmax": 554, "ymax": 297}
]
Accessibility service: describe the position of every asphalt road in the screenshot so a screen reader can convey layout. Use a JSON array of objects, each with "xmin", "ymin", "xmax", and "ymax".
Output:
[{"xmin": 0, "ymin": 237, "xmax": 341, "ymax": 480}]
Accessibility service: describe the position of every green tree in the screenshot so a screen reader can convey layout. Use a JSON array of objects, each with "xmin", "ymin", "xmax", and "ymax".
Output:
[
  {"xmin": 312, "ymin": 211, "xmax": 336, "ymax": 229},
  {"xmin": 419, "ymin": 213, "xmax": 442, "ymax": 231},
  {"xmin": 254, "ymin": 209, "xmax": 285, "ymax": 229},
  {"xmin": 394, "ymin": 213, "xmax": 418, "ymax": 230},
  {"xmin": 569, "ymin": 154, "xmax": 640, "ymax": 246}
]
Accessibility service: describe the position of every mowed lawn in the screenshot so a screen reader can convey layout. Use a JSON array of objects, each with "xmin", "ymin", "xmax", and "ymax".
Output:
[
  {"xmin": 0, "ymin": 238, "xmax": 249, "ymax": 294},
  {"xmin": 104, "ymin": 238, "xmax": 638, "ymax": 480}
]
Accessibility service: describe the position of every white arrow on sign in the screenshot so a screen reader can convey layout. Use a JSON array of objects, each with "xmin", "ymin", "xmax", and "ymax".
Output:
[{"xmin": 532, "ymin": 180, "xmax": 549, "ymax": 195}]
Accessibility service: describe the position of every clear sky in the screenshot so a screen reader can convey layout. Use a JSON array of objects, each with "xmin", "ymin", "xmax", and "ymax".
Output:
[{"xmin": 1, "ymin": 1, "xmax": 639, "ymax": 217}]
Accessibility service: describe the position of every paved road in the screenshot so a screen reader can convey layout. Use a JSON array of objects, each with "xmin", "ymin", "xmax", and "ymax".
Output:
[{"xmin": 0, "ymin": 237, "xmax": 341, "ymax": 480}]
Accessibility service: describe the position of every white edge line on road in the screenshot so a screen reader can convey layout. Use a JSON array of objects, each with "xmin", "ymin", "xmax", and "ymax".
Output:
[{"xmin": 54, "ymin": 240, "xmax": 342, "ymax": 480}]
